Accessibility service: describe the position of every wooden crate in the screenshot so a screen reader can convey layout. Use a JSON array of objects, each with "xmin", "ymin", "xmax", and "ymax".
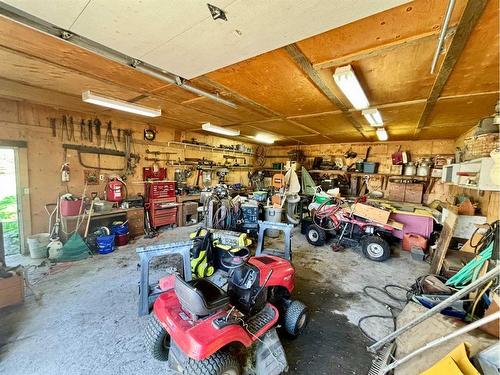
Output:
[
  {"xmin": 0, "ymin": 273, "xmax": 24, "ymax": 309},
  {"xmin": 353, "ymin": 203, "xmax": 390, "ymax": 224},
  {"xmin": 405, "ymin": 183, "xmax": 424, "ymax": 204}
]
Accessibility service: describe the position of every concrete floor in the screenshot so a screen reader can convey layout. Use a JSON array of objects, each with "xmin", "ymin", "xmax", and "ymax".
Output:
[{"xmin": 0, "ymin": 226, "xmax": 429, "ymax": 375}]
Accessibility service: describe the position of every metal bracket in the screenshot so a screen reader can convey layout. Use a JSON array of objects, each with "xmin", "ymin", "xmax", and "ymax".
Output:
[
  {"xmin": 255, "ymin": 221, "xmax": 294, "ymax": 261},
  {"xmin": 136, "ymin": 241, "xmax": 192, "ymax": 316}
]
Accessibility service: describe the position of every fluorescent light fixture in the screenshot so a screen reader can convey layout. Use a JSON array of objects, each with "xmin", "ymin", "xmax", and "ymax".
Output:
[
  {"xmin": 376, "ymin": 128, "xmax": 389, "ymax": 141},
  {"xmin": 253, "ymin": 133, "xmax": 275, "ymax": 144},
  {"xmin": 362, "ymin": 108, "xmax": 383, "ymax": 127},
  {"xmin": 333, "ymin": 65, "xmax": 369, "ymax": 110},
  {"xmin": 201, "ymin": 123, "xmax": 240, "ymax": 136},
  {"xmin": 82, "ymin": 90, "xmax": 161, "ymax": 117}
]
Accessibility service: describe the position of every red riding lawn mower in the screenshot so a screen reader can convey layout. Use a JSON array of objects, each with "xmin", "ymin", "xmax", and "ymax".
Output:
[
  {"xmin": 305, "ymin": 196, "xmax": 396, "ymax": 261},
  {"xmin": 145, "ymin": 249, "xmax": 309, "ymax": 375}
]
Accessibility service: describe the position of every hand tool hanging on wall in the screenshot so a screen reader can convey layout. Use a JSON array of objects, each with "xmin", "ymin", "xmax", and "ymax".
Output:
[
  {"xmin": 117, "ymin": 129, "xmax": 122, "ymax": 143},
  {"xmin": 94, "ymin": 118, "xmax": 102, "ymax": 146},
  {"xmin": 87, "ymin": 119, "xmax": 93, "ymax": 143},
  {"xmin": 61, "ymin": 115, "xmax": 69, "ymax": 141},
  {"xmin": 104, "ymin": 121, "xmax": 117, "ymax": 150},
  {"xmin": 80, "ymin": 119, "xmax": 87, "ymax": 141},
  {"xmin": 49, "ymin": 117, "xmax": 56, "ymax": 137},
  {"xmin": 68, "ymin": 116, "xmax": 75, "ymax": 141}
]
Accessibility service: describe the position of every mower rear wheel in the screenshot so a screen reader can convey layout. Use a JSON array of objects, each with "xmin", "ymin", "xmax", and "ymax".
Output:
[
  {"xmin": 284, "ymin": 300, "xmax": 309, "ymax": 338},
  {"xmin": 145, "ymin": 313, "xmax": 170, "ymax": 361},
  {"xmin": 306, "ymin": 225, "xmax": 327, "ymax": 246},
  {"xmin": 183, "ymin": 349, "xmax": 240, "ymax": 375},
  {"xmin": 361, "ymin": 235, "xmax": 390, "ymax": 262}
]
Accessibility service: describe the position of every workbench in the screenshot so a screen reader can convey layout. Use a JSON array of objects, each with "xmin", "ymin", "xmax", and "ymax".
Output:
[{"xmin": 61, "ymin": 207, "xmax": 144, "ymax": 240}]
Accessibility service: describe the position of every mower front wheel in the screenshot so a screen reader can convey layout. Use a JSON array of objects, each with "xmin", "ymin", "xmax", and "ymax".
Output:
[
  {"xmin": 284, "ymin": 300, "xmax": 309, "ymax": 338},
  {"xmin": 145, "ymin": 313, "xmax": 170, "ymax": 361},
  {"xmin": 361, "ymin": 235, "xmax": 391, "ymax": 262},
  {"xmin": 306, "ymin": 225, "xmax": 327, "ymax": 246},
  {"xmin": 183, "ymin": 349, "xmax": 240, "ymax": 375}
]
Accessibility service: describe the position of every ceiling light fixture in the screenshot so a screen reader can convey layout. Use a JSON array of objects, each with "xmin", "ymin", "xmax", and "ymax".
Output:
[
  {"xmin": 333, "ymin": 65, "xmax": 369, "ymax": 110},
  {"xmin": 376, "ymin": 128, "xmax": 389, "ymax": 141},
  {"xmin": 82, "ymin": 90, "xmax": 161, "ymax": 117},
  {"xmin": 362, "ymin": 108, "xmax": 384, "ymax": 127},
  {"xmin": 253, "ymin": 133, "xmax": 275, "ymax": 144},
  {"xmin": 202, "ymin": 123, "xmax": 240, "ymax": 136}
]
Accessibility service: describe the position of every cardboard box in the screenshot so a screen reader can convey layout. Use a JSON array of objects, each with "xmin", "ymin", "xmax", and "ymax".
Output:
[
  {"xmin": 353, "ymin": 203, "xmax": 390, "ymax": 224},
  {"xmin": 0, "ymin": 273, "xmax": 24, "ymax": 309},
  {"xmin": 480, "ymin": 293, "xmax": 499, "ymax": 338}
]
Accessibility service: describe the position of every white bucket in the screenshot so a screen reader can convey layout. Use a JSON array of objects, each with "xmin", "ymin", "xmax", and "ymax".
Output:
[
  {"xmin": 27, "ymin": 233, "xmax": 50, "ymax": 259},
  {"xmin": 264, "ymin": 206, "xmax": 283, "ymax": 238}
]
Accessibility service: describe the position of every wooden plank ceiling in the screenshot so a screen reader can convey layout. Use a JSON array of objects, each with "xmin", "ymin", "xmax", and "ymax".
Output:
[{"xmin": 0, "ymin": 0, "xmax": 497, "ymax": 146}]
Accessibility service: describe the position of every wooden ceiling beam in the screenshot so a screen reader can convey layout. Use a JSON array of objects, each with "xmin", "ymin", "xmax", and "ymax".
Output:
[
  {"xmin": 313, "ymin": 28, "xmax": 457, "ymax": 70},
  {"xmin": 415, "ymin": 0, "xmax": 489, "ymax": 134},
  {"xmin": 284, "ymin": 43, "xmax": 368, "ymax": 139}
]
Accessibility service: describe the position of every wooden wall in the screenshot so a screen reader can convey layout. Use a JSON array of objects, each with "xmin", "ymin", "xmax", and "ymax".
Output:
[
  {"xmin": 0, "ymin": 98, "xmax": 252, "ymax": 235},
  {"xmin": 267, "ymin": 138, "xmax": 499, "ymax": 222}
]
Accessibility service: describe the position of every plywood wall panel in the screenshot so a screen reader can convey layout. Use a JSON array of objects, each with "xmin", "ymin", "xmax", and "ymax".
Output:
[
  {"xmin": 296, "ymin": 0, "xmax": 466, "ymax": 66},
  {"xmin": 441, "ymin": 0, "xmax": 500, "ymax": 96},
  {"xmin": 206, "ymin": 49, "xmax": 337, "ymax": 116}
]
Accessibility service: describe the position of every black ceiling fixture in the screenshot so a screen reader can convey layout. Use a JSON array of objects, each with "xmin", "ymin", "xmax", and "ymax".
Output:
[{"xmin": 207, "ymin": 3, "xmax": 227, "ymax": 21}]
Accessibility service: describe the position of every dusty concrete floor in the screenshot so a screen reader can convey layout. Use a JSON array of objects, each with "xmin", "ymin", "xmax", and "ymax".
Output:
[{"xmin": 0, "ymin": 226, "xmax": 429, "ymax": 375}]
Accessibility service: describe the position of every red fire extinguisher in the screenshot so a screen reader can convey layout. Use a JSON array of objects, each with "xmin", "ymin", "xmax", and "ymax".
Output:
[{"xmin": 106, "ymin": 177, "xmax": 127, "ymax": 202}]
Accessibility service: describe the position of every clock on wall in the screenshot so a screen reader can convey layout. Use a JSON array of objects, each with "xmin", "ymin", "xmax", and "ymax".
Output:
[{"xmin": 144, "ymin": 129, "xmax": 156, "ymax": 141}]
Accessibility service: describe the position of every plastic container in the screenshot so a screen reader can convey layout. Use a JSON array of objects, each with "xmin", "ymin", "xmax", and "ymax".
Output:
[
  {"xmin": 264, "ymin": 206, "xmax": 283, "ymax": 238},
  {"xmin": 402, "ymin": 233, "xmax": 427, "ymax": 252},
  {"xmin": 111, "ymin": 222, "xmax": 129, "ymax": 235},
  {"xmin": 253, "ymin": 191, "xmax": 268, "ymax": 202},
  {"xmin": 363, "ymin": 162, "xmax": 379, "ymax": 174},
  {"xmin": 96, "ymin": 235, "xmax": 115, "ymax": 255},
  {"xmin": 27, "ymin": 233, "xmax": 50, "ymax": 259},
  {"xmin": 93, "ymin": 201, "xmax": 115, "ymax": 213},
  {"xmin": 60, "ymin": 199, "xmax": 82, "ymax": 217},
  {"xmin": 115, "ymin": 233, "xmax": 129, "ymax": 247}
]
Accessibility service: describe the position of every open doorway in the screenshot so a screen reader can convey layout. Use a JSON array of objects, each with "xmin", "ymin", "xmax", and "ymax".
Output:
[{"xmin": 0, "ymin": 147, "xmax": 21, "ymax": 256}]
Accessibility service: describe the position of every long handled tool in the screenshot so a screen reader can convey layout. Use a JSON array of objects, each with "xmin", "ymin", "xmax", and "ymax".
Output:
[
  {"xmin": 368, "ymin": 265, "xmax": 500, "ymax": 353},
  {"xmin": 381, "ymin": 311, "xmax": 500, "ymax": 374}
]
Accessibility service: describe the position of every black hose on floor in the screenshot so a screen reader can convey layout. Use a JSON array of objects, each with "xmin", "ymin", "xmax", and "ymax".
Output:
[{"xmin": 357, "ymin": 284, "xmax": 410, "ymax": 342}]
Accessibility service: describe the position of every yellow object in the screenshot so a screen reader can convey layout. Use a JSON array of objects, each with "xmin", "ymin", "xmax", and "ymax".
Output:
[
  {"xmin": 191, "ymin": 250, "xmax": 215, "ymax": 278},
  {"xmin": 421, "ymin": 343, "xmax": 479, "ymax": 375}
]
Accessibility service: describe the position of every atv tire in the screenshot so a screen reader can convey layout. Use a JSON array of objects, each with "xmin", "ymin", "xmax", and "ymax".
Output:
[
  {"xmin": 145, "ymin": 313, "xmax": 170, "ymax": 361},
  {"xmin": 182, "ymin": 349, "xmax": 240, "ymax": 375},
  {"xmin": 284, "ymin": 300, "xmax": 309, "ymax": 338},
  {"xmin": 306, "ymin": 224, "xmax": 327, "ymax": 246},
  {"xmin": 361, "ymin": 235, "xmax": 391, "ymax": 262}
]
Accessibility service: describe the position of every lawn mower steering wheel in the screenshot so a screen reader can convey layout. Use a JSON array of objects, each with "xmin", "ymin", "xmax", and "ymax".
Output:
[{"xmin": 220, "ymin": 247, "xmax": 250, "ymax": 269}]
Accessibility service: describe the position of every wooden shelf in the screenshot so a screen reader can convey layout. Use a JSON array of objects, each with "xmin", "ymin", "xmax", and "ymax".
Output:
[
  {"xmin": 308, "ymin": 169, "xmax": 433, "ymax": 179},
  {"xmin": 167, "ymin": 141, "xmax": 253, "ymax": 156}
]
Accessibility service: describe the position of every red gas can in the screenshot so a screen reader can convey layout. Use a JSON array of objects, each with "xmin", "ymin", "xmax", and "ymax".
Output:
[
  {"xmin": 402, "ymin": 233, "xmax": 427, "ymax": 252},
  {"xmin": 106, "ymin": 178, "xmax": 126, "ymax": 202}
]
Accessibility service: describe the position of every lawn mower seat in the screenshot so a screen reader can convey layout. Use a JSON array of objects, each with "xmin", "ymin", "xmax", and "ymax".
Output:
[{"xmin": 174, "ymin": 275, "xmax": 229, "ymax": 318}]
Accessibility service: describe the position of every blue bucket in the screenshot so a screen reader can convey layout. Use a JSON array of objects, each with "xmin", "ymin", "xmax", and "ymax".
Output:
[
  {"xmin": 96, "ymin": 235, "xmax": 115, "ymax": 255},
  {"xmin": 111, "ymin": 222, "xmax": 129, "ymax": 235}
]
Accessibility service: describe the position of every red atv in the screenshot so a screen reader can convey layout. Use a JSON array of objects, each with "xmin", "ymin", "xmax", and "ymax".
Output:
[
  {"xmin": 305, "ymin": 196, "xmax": 395, "ymax": 261},
  {"xmin": 145, "ymin": 252, "xmax": 309, "ymax": 375}
]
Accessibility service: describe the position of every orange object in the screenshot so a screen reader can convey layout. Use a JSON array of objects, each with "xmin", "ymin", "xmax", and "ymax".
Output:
[
  {"xmin": 402, "ymin": 233, "xmax": 428, "ymax": 252},
  {"xmin": 272, "ymin": 173, "xmax": 285, "ymax": 189}
]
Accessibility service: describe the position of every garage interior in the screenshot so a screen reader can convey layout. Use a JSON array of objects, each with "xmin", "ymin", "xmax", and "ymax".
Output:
[{"xmin": 0, "ymin": 1, "xmax": 499, "ymax": 374}]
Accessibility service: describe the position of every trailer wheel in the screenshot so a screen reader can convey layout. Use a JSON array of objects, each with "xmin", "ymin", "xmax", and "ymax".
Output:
[
  {"xmin": 361, "ymin": 235, "xmax": 391, "ymax": 262},
  {"xmin": 145, "ymin": 313, "xmax": 170, "ymax": 361},
  {"xmin": 183, "ymin": 349, "xmax": 240, "ymax": 375},
  {"xmin": 284, "ymin": 300, "xmax": 309, "ymax": 338},
  {"xmin": 306, "ymin": 225, "xmax": 327, "ymax": 246}
]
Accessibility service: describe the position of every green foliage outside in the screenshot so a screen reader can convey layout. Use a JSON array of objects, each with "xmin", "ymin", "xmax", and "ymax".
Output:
[{"xmin": 0, "ymin": 195, "xmax": 19, "ymax": 255}]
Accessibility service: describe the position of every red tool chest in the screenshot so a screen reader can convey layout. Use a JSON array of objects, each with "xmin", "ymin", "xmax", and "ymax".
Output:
[
  {"xmin": 149, "ymin": 198, "xmax": 179, "ymax": 228},
  {"xmin": 150, "ymin": 181, "xmax": 176, "ymax": 199}
]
